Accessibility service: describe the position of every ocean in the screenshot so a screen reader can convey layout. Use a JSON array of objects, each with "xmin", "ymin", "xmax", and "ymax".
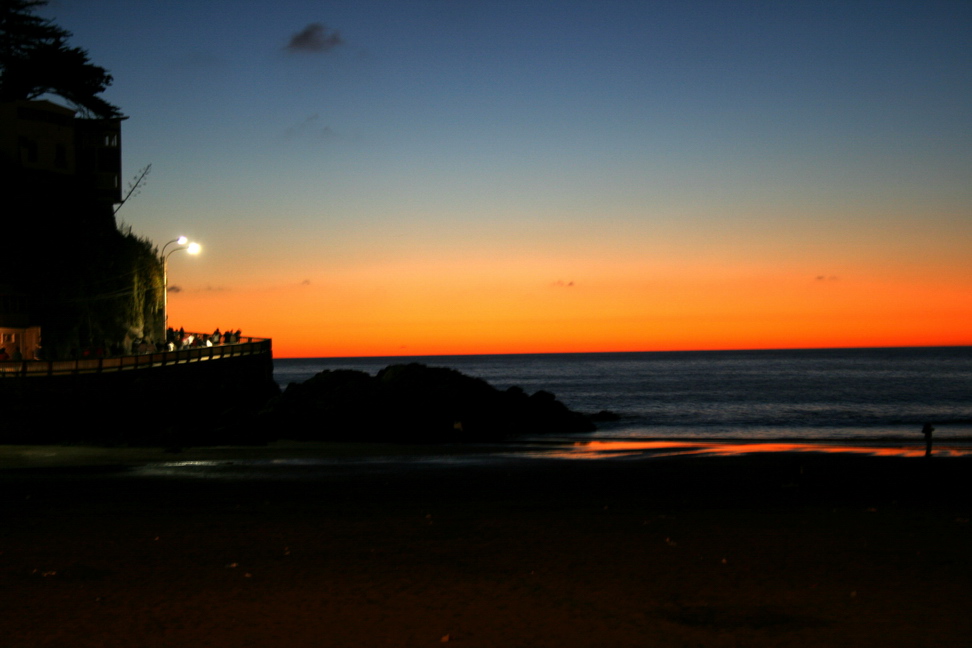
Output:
[{"xmin": 273, "ymin": 346, "xmax": 972, "ymax": 443}]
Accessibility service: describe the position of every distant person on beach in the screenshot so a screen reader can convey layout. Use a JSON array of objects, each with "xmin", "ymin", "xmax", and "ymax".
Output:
[{"xmin": 922, "ymin": 423, "xmax": 935, "ymax": 457}]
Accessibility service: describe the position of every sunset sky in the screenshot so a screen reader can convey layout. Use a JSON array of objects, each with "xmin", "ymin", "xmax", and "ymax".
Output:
[{"xmin": 46, "ymin": 0, "xmax": 971, "ymax": 357}]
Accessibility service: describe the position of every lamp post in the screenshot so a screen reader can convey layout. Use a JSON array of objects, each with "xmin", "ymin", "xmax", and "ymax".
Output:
[{"xmin": 161, "ymin": 237, "xmax": 200, "ymax": 337}]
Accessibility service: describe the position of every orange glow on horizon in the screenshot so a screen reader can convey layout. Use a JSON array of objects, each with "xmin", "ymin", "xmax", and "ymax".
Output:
[{"xmin": 165, "ymin": 249, "xmax": 972, "ymax": 358}]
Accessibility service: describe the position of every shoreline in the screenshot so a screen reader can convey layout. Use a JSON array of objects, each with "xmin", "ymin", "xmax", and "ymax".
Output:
[{"xmin": 1, "ymin": 437, "xmax": 970, "ymax": 471}]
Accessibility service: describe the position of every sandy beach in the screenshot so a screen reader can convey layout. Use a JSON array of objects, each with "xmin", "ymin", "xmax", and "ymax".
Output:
[{"xmin": 2, "ymin": 444, "xmax": 970, "ymax": 647}]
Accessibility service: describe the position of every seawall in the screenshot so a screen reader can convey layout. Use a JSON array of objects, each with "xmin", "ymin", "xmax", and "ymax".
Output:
[{"xmin": 0, "ymin": 341, "xmax": 279, "ymax": 445}]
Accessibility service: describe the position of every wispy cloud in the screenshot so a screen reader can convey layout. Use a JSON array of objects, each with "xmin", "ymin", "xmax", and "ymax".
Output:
[
  {"xmin": 262, "ymin": 279, "xmax": 314, "ymax": 292},
  {"xmin": 815, "ymin": 275, "xmax": 839, "ymax": 282},
  {"xmin": 283, "ymin": 114, "xmax": 333, "ymax": 141},
  {"xmin": 286, "ymin": 23, "xmax": 344, "ymax": 53},
  {"xmin": 167, "ymin": 284, "xmax": 230, "ymax": 294},
  {"xmin": 552, "ymin": 280, "xmax": 575, "ymax": 288}
]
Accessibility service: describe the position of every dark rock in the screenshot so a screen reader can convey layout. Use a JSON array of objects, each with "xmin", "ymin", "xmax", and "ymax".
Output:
[{"xmin": 263, "ymin": 363, "xmax": 596, "ymax": 442}]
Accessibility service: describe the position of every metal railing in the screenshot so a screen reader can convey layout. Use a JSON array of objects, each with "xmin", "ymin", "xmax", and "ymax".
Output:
[{"xmin": 0, "ymin": 335, "xmax": 272, "ymax": 378}]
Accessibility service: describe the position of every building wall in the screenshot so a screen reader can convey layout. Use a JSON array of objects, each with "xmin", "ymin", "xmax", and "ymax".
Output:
[
  {"xmin": 0, "ymin": 100, "xmax": 77, "ymax": 175},
  {"xmin": 0, "ymin": 99, "xmax": 123, "ymax": 204},
  {"xmin": 75, "ymin": 117, "xmax": 122, "ymax": 204}
]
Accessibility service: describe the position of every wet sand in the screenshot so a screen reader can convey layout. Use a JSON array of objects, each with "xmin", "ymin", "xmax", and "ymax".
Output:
[{"xmin": 2, "ymin": 446, "xmax": 970, "ymax": 647}]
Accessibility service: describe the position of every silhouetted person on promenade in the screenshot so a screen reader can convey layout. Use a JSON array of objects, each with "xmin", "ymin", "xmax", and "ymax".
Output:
[{"xmin": 922, "ymin": 423, "xmax": 935, "ymax": 457}]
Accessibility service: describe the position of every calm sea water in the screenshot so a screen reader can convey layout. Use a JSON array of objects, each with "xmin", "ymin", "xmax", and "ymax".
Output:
[{"xmin": 273, "ymin": 347, "xmax": 972, "ymax": 442}]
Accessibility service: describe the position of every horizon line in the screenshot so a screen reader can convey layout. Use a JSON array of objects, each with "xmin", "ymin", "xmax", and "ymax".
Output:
[{"xmin": 273, "ymin": 343, "xmax": 972, "ymax": 361}]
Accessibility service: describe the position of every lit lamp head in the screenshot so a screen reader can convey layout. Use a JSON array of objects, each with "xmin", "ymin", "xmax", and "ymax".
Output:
[
  {"xmin": 162, "ymin": 235, "xmax": 191, "ymax": 257},
  {"xmin": 186, "ymin": 242, "xmax": 201, "ymax": 255}
]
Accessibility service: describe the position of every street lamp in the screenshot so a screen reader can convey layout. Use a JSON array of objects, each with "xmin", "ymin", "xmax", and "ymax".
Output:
[{"xmin": 162, "ymin": 236, "xmax": 200, "ymax": 335}]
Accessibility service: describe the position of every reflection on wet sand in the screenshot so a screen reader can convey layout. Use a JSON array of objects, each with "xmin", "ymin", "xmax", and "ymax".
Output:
[{"xmin": 556, "ymin": 440, "xmax": 972, "ymax": 459}]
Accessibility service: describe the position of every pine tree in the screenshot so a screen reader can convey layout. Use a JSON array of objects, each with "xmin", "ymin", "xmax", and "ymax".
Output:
[{"xmin": 0, "ymin": 0, "xmax": 121, "ymax": 117}]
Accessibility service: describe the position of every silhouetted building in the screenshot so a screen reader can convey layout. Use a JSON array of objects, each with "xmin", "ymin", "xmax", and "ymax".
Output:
[
  {"xmin": 0, "ymin": 98, "xmax": 123, "ymax": 207},
  {"xmin": 1, "ymin": 99, "xmax": 128, "ymax": 354}
]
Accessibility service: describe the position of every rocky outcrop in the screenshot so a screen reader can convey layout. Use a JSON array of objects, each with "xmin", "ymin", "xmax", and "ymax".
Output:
[{"xmin": 264, "ymin": 363, "xmax": 596, "ymax": 442}]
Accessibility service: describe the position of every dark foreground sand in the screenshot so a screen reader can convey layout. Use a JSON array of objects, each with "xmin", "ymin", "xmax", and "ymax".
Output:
[{"xmin": 2, "ymin": 446, "xmax": 970, "ymax": 647}]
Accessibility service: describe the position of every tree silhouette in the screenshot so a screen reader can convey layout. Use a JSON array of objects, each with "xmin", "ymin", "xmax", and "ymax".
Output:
[{"xmin": 0, "ymin": 0, "xmax": 121, "ymax": 118}]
